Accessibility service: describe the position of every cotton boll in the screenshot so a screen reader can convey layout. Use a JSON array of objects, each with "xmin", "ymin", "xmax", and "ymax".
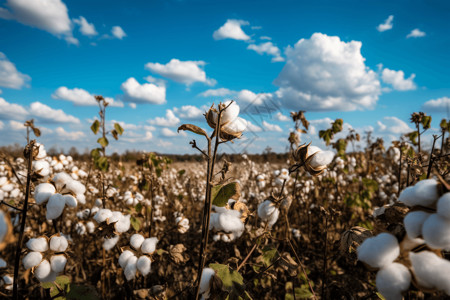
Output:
[
  {"xmin": 130, "ymin": 234, "xmax": 145, "ymax": 250},
  {"xmin": 398, "ymin": 179, "xmax": 439, "ymax": 208},
  {"xmin": 32, "ymin": 160, "xmax": 50, "ymax": 177},
  {"xmin": 34, "ymin": 260, "xmax": 51, "ymax": 281},
  {"xmin": 222, "ymin": 117, "xmax": 247, "ymax": 135},
  {"xmin": 310, "ymin": 150, "xmax": 334, "ymax": 168},
  {"xmin": 94, "ymin": 209, "xmax": 112, "ymax": 223},
  {"xmin": 410, "ymin": 251, "xmax": 450, "ymax": 295},
  {"xmin": 437, "ymin": 193, "xmax": 450, "ymax": 220},
  {"xmin": 199, "ymin": 268, "xmax": 215, "ymax": 295},
  {"xmin": 422, "ymin": 213, "xmax": 450, "ymax": 249},
  {"xmin": 34, "ymin": 183, "xmax": 56, "ymax": 205},
  {"xmin": 124, "ymin": 256, "xmax": 138, "ymax": 281},
  {"xmin": 258, "ymin": 200, "xmax": 280, "ymax": 226},
  {"xmin": 38, "ymin": 270, "xmax": 57, "ymax": 283},
  {"xmin": 63, "ymin": 180, "xmax": 86, "ymax": 196},
  {"xmin": 76, "ymin": 193, "xmax": 86, "ymax": 205},
  {"xmin": 63, "ymin": 195, "xmax": 77, "ymax": 208},
  {"xmin": 357, "ymin": 233, "xmax": 400, "ymax": 268},
  {"xmin": 22, "ymin": 252, "xmax": 43, "ymax": 270},
  {"xmin": 218, "ymin": 211, "xmax": 244, "ymax": 233},
  {"xmin": 26, "ymin": 237, "xmax": 48, "ymax": 252},
  {"xmin": 141, "ymin": 237, "xmax": 158, "ymax": 254},
  {"xmin": 209, "ymin": 213, "xmax": 220, "ymax": 231},
  {"xmin": 109, "ymin": 211, "xmax": 123, "ymax": 223},
  {"xmin": 102, "ymin": 235, "xmax": 119, "ymax": 251},
  {"xmin": 403, "ymin": 211, "xmax": 431, "ymax": 239},
  {"xmin": 50, "ymin": 255, "xmax": 67, "ymax": 273},
  {"xmin": 49, "ymin": 235, "xmax": 68, "ymax": 252},
  {"xmin": 52, "ymin": 172, "xmax": 73, "ymax": 190},
  {"xmin": 75, "ymin": 222, "xmax": 86, "ymax": 235},
  {"xmin": 94, "ymin": 198, "xmax": 102, "ymax": 207},
  {"xmin": 46, "ymin": 194, "xmax": 66, "ymax": 220},
  {"xmin": 35, "ymin": 143, "xmax": 47, "ymax": 160},
  {"xmin": 86, "ymin": 221, "xmax": 95, "ymax": 234},
  {"xmin": 115, "ymin": 215, "xmax": 131, "ymax": 233},
  {"xmin": 376, "ymin": 262, "xmax": 411, "ymax": 300},
  {"xmin": 119, "ymin": 250, "xmax": 134, "ymax": 269},
  {"xmin": 137, "ymin": 256, "xmax": 151, "ymax": 276},
  {"xmin": 213, "ymin": 101, "xmax": 239, "ymax": 125}
]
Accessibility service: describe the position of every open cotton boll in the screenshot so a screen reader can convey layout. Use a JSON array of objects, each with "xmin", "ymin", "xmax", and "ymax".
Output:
[
  {"xmin": 52, "ymin": 172, "xmax": 73, "ymax": 190},
  {"xmin": 141, "ymin": 237, "xmax": 158, "ymax": 254},
  {"xmin": 22, "ymin": 251, "xmax": 43, "ymax": 270},
  {"xmin": 218, "ymin": 210, "xmax": 244, "ymax": 234},
  {"xmin": 398, "ymin": 179, "xmax": 439, "ymax": 208},
  {"xmin": 115, "ymin": 215, "xmax": 131, "ymax": 233},
  {"xmin": 137, "ymin": 256, "xmax": 151, "ymax": 276},
  {"xmin": 46, "ymin": 194, "xmax": 66, "ymax": 220},
  {"xmin": 130, "ymin": 234, "xmax": 145, "ymax": 250},
  {"xmin": 422, "ymin": 213, "xmax": 450, "ymax": 249},
  {"xmin": 213, "ymin": 100, "xmax": 240, "ymax": 125},
  {"xmin": 26, "ymin": 237, "xmax": 48, "ymax": 252},
  {"xmin": 76, "ymin": 193, "xmax": 86, "ymax": 205},
  {"xmin": 63, "ymin": 180, "xmax": 86, "ymax": 196},
  {"xmin": 34, "ymin": 183, "xmax": 56, "ymax": 205},
  {"xmin": 102, "ymin": 235, "xmax": 120, "ymax": 251},
  {"xmin": 437, "ymin": 193, "xmax": 450, "ymax": 220},
  {"xmin": 357, "ymin": 233, "xmax": 400, "ymax": 268},
  {"xmin": 35, "ymin": 143, "xmax": 47, "ymax": 160},
  {"xmin": 376, "ymin": 262, "xmax": 411, "ymax": 300},
  {"xmin": 209, "ymin": 213, "xmax": 221, "ymax": 231},
  {"xmin": 109, "ymin": 211, "xmax": 123, "ymax": 223},
  {"xmin": 49, "ymin": 235, "xmax": 68, "ymax": 252},
  {"xmin": 50, "ymin": 255, "xmax": 67, "ymax": 273},
  {"xmin": 94, "ymin": 209, "xmax": 112, "ymax": 223},
  {"xmin": 75, "ymin": 223, "xmax": 86, "ymax": 235},
  {"xmin": 257, "ymin": 200, "xmax": 280, "ymax": 226},
  {"xmin": 410, "ymin": 251, "xmax": 450, "ymax": 295},
  {"xmin": 86, "ymin": 221, "xmax": 95, "ymax": 234},
  {"xmin": 222, "ymin": 117, "xmax": 247, "ymax": 134},
  {"xmin": 199, "ymin": 268, "xmax": 215, "ymax": 295},
  {"xmin": 403, "ymin": 211, "xmax": 431, "ymax": 239},
  {"xmin": 119, "ymin": 250, "xmax": 134, "ymax": 269},
  {"xmin": 32, "ymin": 160, "xmax": 50, "ymax": 177},
  {"xmin": 63, "ymin": 195, "xmax": 77, "ymax": 208},
  {"xmin": 34, "ymin": 259, "xmax": 51, "ymax": 281},
  {"xmin": 124, "ymin": 255, "xmax": 138, "ymax": 281},
  {"xmin": 38, "ymin": 270, "xmax": 57, "ymax": 283},
  {"xmin": 310, "ymin": 150, "xmax": 334, "ymax": 168}
]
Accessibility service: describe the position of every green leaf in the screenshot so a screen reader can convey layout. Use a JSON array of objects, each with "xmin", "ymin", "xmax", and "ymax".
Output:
[
  {"xmin": 97, "ymin": 137, "xmax": 109, "ymax": 148},
  {"xmin": 96, "ymin": 156, "xmax": 109, "ymax": 172},
  {"xmin": 90, "ymin": 148, "xmax": 101, "ymax": 159},
  {"xmin": 407, "ymin": 131, "xmax": 419, "ymax": 146},
  {"xmin": 41, "ymin": 275, "xmax": 71, "ymax": 300},
  {"xmin": 135, "ymin": 203, "xmax": 143, "ymax": 214},
  {"xmin": 67, "ymin": 284, "xmax": 99, "ymax": 300},
  {"xmin": 421, "ymin": 115, "xmax": 432, "ymax": 129},
  {"xmin": 111, "ymin": 129, "xmax": 119, "ymax": 140},
  {"xmin": 178, "ymin": 169, "xmax": 186, "ymax": 176},
  {"xmin": 177, "ymin": 124, "xmax": 208, "ymax": 138},
  {"xmin": 114, "ymin": 123, "xmax": 124, "ymax": 135},
  {"xmin": 262, "ymin": 246, "xmax": 278, "ymax": 267},
  {"xmin": 32, "ymin": 127, "xmax": 41, "ymax": 137},
  {"xmin": 211, "ymin": 182, "xmax": 241, "ymax": 207},
  {"xmin": 130, "ymin": 216, "xmax": 141, "ymax": 231},
  {"xmin": 91, "ymin": 120, "xmax": 100, "ymax": 135},
  {"xmin": 209, "ymin": 263, "xmax": 244, "ymax": 296}
]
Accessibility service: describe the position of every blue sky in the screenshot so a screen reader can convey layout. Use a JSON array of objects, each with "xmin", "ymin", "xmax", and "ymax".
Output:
[{"xmin": 0, "ymin": 0, "xmax": 449, "ymax": 154}]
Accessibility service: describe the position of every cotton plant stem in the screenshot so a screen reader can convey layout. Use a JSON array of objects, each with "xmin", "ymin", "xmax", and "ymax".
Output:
[{"xmin": 287, "ymin": 239, "xmax": 317, "ymax": 300}]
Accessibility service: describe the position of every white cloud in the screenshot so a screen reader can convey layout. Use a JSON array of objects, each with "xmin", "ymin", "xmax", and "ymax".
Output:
[
  {"xmin": 262, "ymin": 121, "xmax": 282, "ymax": 132},
  {"xmin": 0, "ymin": 52, "xmax": 31, "ymax": 89},
  {"xmin": 407, "ymin": 29, "xmax": 426, "ymax": 38},
  {"xmin": 0, "ymin": 97, "xmax": 28, "ymax": 119},
  {"xmin": 274, "ymin": 33, "xmax": 380, "ymax": 111},
  {"xmin": 381, "ymin": 68, "xmax": 416, "ymax": 91},
  {"xmin": 161, "ymin": 127, "xmax": 186, "ymax": 137},
  {"xmin": 129, "ymin": 103, "xmax": 136, "ymax": 109},
  {"xmin": 73, "ymin": 16, "xmax": 97, "ymax": 36},
  {"xmin": 52, "ymin": 86, "xmax": 123, "ymax": 107},
  {"xmin": 237, "ymin": 89, "xmax": 272, "ymax": 106},
  {"xmin": 260, "ymin": 36, "xmax": 272, "ymax": 40},
  {"xmin": 199, "ymin": 88, "xmax": 235, "ymax": 97},
  {"xmin": 0, "ymin": 120, "xmax": 3, "ymax": 129},
  {"xmin": 173, "ymin": 105, "xmax": 206, "ymax": 120},
  {"xmin": 274, "ymin": 112, "xmax": 290, "ymax": 122},
  {"xmin": 148, "ymin": 109, "xmax": 180, "ymax": 127},
  {"xmin": 246, "ymin": 121, "xmax": 262, "ymax": 132},
  {"xmin": 29, "ymin": 101, "xmax": 80, "ymax": 124},
  {"xmin": 213, "ymin": 19, "xmax": 250, "ymax": 41},
  {"xmin": 9, "ymin": 120, "xmax": 24, "ymax": 130},
  {"xmin": 111, "ymin": 26, "xmax": 126, "ymax": 39},
  {"xmin": 0, "ymin": 0, "xmax": 76, "ymax": 43},
  {"xmin": 247, "ymin": 42, "xmax": 284, "ymax": 62},
  {"xmin": 377, "ymin": 15, "xmax": 394, "ymax": 32},
  {"xmin": 422, "ymin": 97, "xmax": 450, "ymax": 112},
  {"xmin": 377, "ymin": 116, "xmax": 412, "ymax": 134},
  {"xmin": 145, "ymin": 59, "xmax": 215, "ymax": 86},
  {"xmin": 54, "ymin": 127, "xmax": 84, "ymax": 140},
  {"xmin": 121, "ymin": 77, "xmax": 166, "ymax": 104}
]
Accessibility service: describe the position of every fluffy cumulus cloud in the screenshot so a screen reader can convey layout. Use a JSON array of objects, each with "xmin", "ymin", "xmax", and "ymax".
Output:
[
  {"xmin": 111, "ymin": 26, "xmax": 126, "ymax": 39},
  {"xmin": 236, "ymin": 89, "xmax": 273, "ymax": 106},
  {"xmin": 274, "ymin": 33, "xmax": 381, "ymax": 111},
  {"xmin": 9, "ymin": 120, "xmax": 25, "ymax": 130},
  {"xmin": 0, "ymin": 97, "xmax": 28, "ymax": 119},
  {"xmin": 381, "ymin": 68, "xmax": 416, "ymax": 91},
  {"xmin": 199, "ymin": 88, "xmax": 235, "ymax": 97},
  {"xmin": 73, "ymin": 16, "xmax": 97, "ymax": 36},
  {"xmin": 247, "ymin": 42, "xmax": 284, "ymax": 62},
  {"xmin": 161, "ymin": 127, "xmax": 186, "ymax": 137},
  {"xmin": 262, "ymin": 121, "xmax": 282, "ymax": 132},
  {"xmin": 29, "ymin": 101, "xmax": 80, "ymax": 124},
  {"xmin": 407, "ymin": 29, "xmax": 426, "ymax": 38},
  {"xmin": 173, "ymin": 105, "xmax": 206, "ymax": 120},
  {"xmin": 0, "ymin": 52, "xmax": 31, "ymax": 89},
  {"xmin": 52, "ymin": 87, "xmax": 123, "ymax": 107},
  {"xmin": 0, "ymin": 0, "xmax": 77, "ymax": 44},
  {"xmin": 148, "ymin": 109, "xmax": 180, "ymax": 127},
  {"xmin": 55, "ymin": 126, "xmax": 85, "ymax": 140},
  {"xmin": 145, "ymin": 59, "xmax": 215, "ymax": 86},
  {"xmin": 377, "ymin": 15, "xmax": 394, "ymax": 32},
  {"xmin": 377, "ymin": 116, "xmax": 412, "ymax": 134},
  {"xmin": 120, "ymin": 77, "xmax": 166, "ymax": 104},
  {"xmin": 422, "ymin": 97, "xmax": 450, "ymax": 112},
  {"xmin": 213, "ymin": 19, "xmax": 250, "ymax": 41},
  {"xmin": 274, "ymin": 112, "xmax": 290, "ymax": 122}
]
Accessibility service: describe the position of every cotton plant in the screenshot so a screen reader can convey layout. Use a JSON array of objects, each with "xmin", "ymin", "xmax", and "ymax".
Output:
[
  {"xmin": 257, "ymin": 199, "xmax": 280, "ymax": 227},
  {"xmin": 33, "ymin": 172, "xmax": 86, "ymax": 220},
  {"xmin": 174, "ymin": 212, "xmax": 190, "ymax": 234},
  {"xmin": 290, "ymin": 143, "xmax": 335, "ymax": 176},
  {"xmin": 22, "ymin": 234, "xmax": 69, "ymax": 283},
  {"xmin": 121, "ymin": 190, "xmax": 144, "ymax": 206},
  {"xmin": 74, "ymin": 207, "xmax": 98, "ymax": 235},
  {"xmin": 31, "ymin": 144, "xmax": 50, "ymax": 178},
  {"xmin": 256, "ymin": 174, "xmax": 266, "ymax": 189},
  {"xmin": 93, "ymin": 209, "xmax": 131, "ymax": 250},
  {"xmin": 118, "ymin": 234, "xmax": 158, "ymax": 281},
  {"xmin": 209, "ymin": 200, "xmax": 248, "ymax": 242}
]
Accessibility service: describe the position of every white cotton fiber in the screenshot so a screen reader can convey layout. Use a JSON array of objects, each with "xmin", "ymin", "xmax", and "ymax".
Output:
[
  {"xmin": 94, "ymin": 209, "xmax": 112, "ymax": 223},
  {"xmin": 115, "ymin": 215, "xmax": 131, "ymax": 233},
  {"xmin": 32, "ymin": 160, "xmax": 50, "ymax": 177},
  {"xmin": 75, "ymin": 223, "xmax": 86, "ymax": 235},
  {"xmin": 49, "ymin": 235, "xmax": 68, "ymax": 252},
  {"xmin": 34, "ymin": 183, "xmax": 55, "ymax": 205},
  {"xmin": 46, "ymin": 193, "xmax": 65, "ymax": 220},
  {"xmin": 102, "ymin": 235, "xmax": 119, "ymax": 251},
  {"xmin": 52, "ymin": 173, "xmax": 73, "ymax": 190},
  {"xmin": 86, "ymin": 221, "xmax": 95, "ymax": 233},
  {"xmin": 437, "ymin": 193, "xmax": 450, "ymax": 220},
  {"xmin": 141, "ymin": 237, "xmax": 158, "ymax": 254},
  {"xmin": 410, "ymin": 251, "xmax": 450, "ymax": 295},
  {"xmin": 257, "ymin": 200, "xmax": 279, "ymax": 226},
  {"xmin": 63, "ymin": 195, "xmax": 77, "ymax": 208},
  {"xmin": 109, "ymin": 211, "xmax": 123, "ymax": 223},
  {"xmin": 119, "ymin": 250, "xmax": 134, "ymax": 269},
  {"xmin": 22, "ymin": 251, "xmax": 43, "ymax": 270},
  {"xmin": 222, "ymin": 117, "xmax": 247, "ymax": 135},
  {"xmin": 76, "ymin": 193, "xmax": 86, "ymax": 205},
  {"xmin": 26, "ymin": 237, "xmax": 48, "ymax": 252},
  {"xmin": 130, "ymin": 234, "xmax": 145, "ymax": 250},
  {"xmin": 218, "ymin": 210, "xmax": 244, "ymax": 233},
  {"xmin": 310, "ymin": 150, "xmax": 334, "ymax": 168},
  {"xmin": 38, "ymin": 270, "xmax": 57, "ymax": 283},
  {"xmin": 376, "ymin": 262, "xmax": 411, "ymax": 300},
  {"xmin": 209, "ymin": 213, "xmax": 220, "ymax": 231},
  {"xmin": 403, "ymin": 211, "xmax": 431, "ymax": 239},
  {"xmin": 398, "ymin": 179, "xmax": 439, "ymax": 208},
  {"xmin": 422, "ymin": 213, "xmax": 450, "ymax": 249},
  {"xmin": 34, "ymin": 259, "xmax": 51, "ymax": 281},
  {"xmin": 199, "ymin": 268, "xmax": 215, "ymax": 295},
  {"xmin": 64, "ymin": 180, "xmax": 86, "ymax": 196},
  {"xmin": 357, "ymin": 233, "xmax": 399, "ymax": 268},
  {"xmin": 50, "ymin": 255, "xmax": 67, "ymax": 273},
  {"xmin": 124, "ymin": 255, "xmax": 137, "ymax": 281},
  {"xmin": 137, "ymin": 256, "xmax": 151, "ymax": 276}
]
